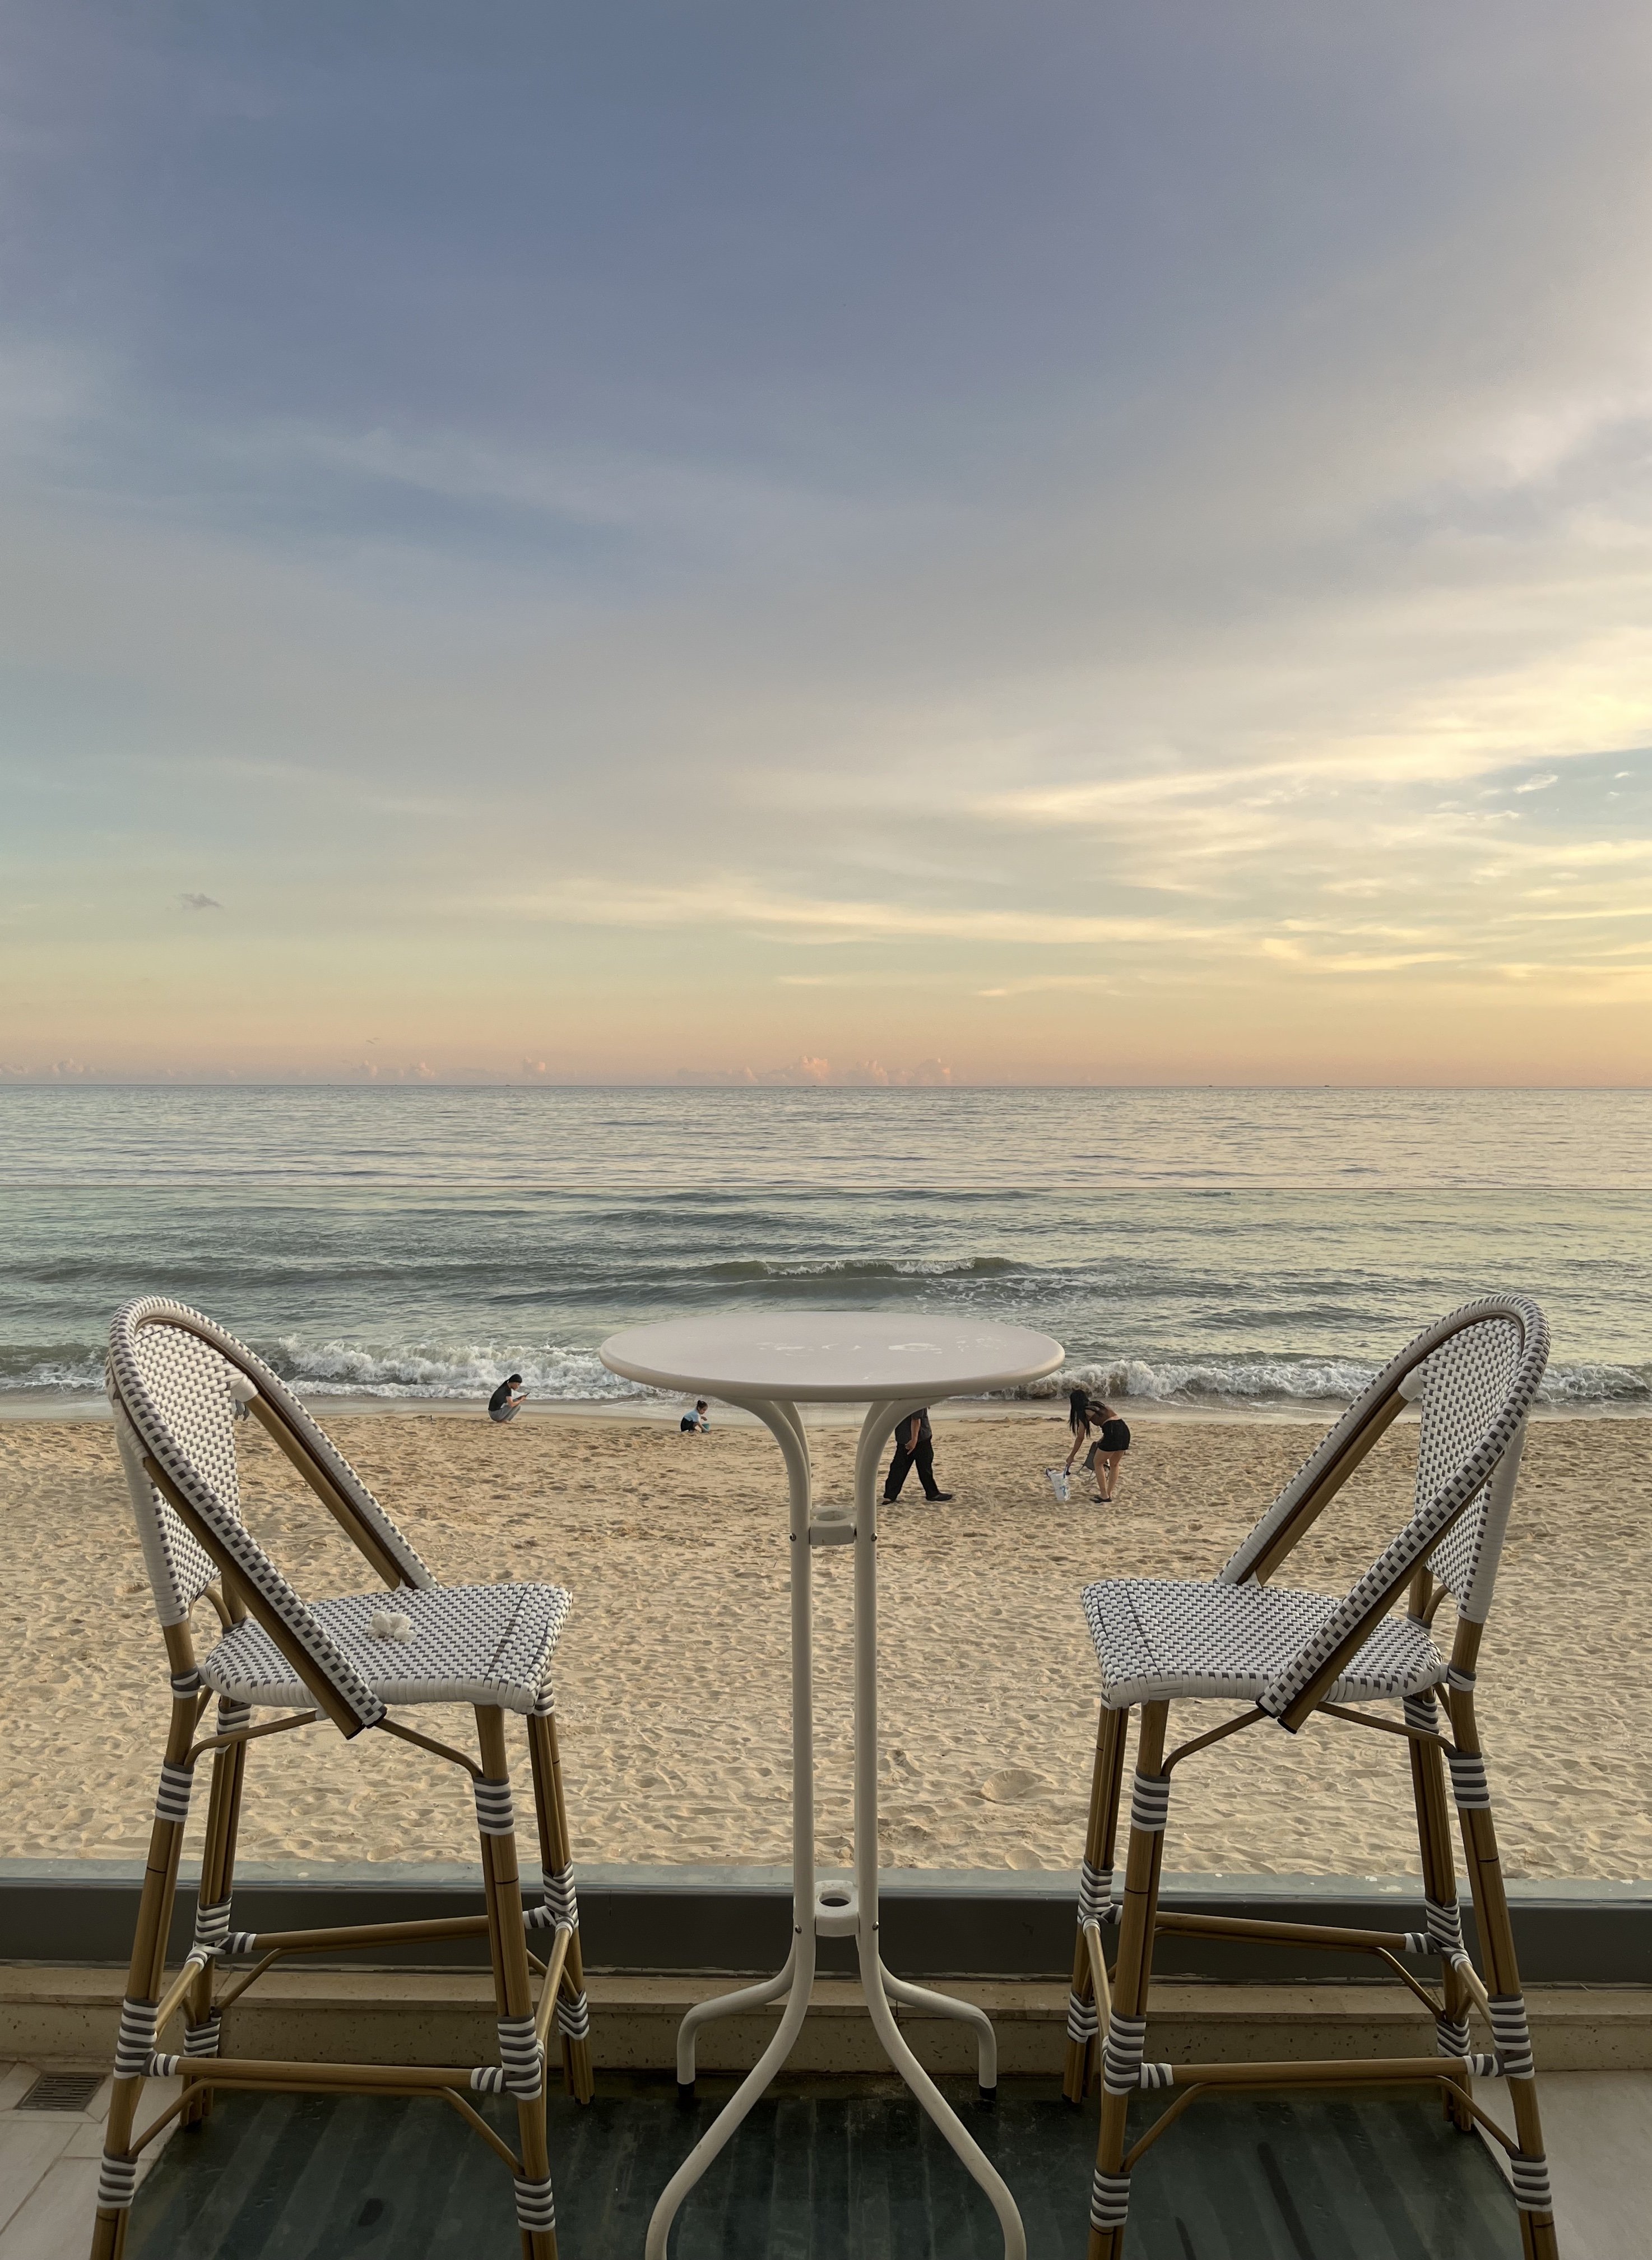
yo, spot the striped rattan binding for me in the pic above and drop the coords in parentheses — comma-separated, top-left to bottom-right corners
(1061, 1294, 1560, 2260)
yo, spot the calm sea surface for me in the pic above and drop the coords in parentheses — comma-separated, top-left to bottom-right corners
(1, 1086, 1648, 1409)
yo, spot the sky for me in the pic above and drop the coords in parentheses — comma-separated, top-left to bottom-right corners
(3, 2, 1652, 1087)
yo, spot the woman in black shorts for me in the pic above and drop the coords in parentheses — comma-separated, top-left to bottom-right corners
(1091, 1401, 1130, 1502)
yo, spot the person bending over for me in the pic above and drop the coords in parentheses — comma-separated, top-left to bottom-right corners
(680, 1399, 710, 1433)
(1062, 1388, 1102, 1498)
(883, 1407, 953, 1503)
(488, 1374, 526, 1424)
(1092, 1401, 1131, 1503)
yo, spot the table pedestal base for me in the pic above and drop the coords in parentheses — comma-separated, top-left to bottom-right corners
(642, 1395, 1028, 2260)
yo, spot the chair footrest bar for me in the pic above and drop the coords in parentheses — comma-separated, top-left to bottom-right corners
(1152, 1910, 1416, 1955)
(140, 2054, 501, 2092)
(217, 1911, 495, 1957)
(1139, 2053, 1502, 2088)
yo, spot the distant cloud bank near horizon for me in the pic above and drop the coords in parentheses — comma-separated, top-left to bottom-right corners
(3, 2, 1651, 1087)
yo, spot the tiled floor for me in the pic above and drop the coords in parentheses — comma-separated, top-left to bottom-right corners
(1475, 2072, 1652, 2260)
(1, 2060, 1641, 2256)
(0, 2064, 179, 2260)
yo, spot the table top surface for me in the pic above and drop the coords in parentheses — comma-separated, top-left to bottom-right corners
(598, 1311, 1065, 1402)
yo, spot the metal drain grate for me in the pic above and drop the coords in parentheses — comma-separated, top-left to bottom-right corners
(17, 2072, 103, 2114)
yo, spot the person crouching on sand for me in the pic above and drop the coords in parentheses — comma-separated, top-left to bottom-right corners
(680, 1399, 709, 1433)
(488, 1374, 526, 1424)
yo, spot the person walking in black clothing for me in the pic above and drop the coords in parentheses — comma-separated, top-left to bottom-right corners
(883, 1407, 953, 1503)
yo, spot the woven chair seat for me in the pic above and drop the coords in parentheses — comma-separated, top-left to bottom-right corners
(199, 1582, 572, 1715)
(1082, 1576, 1444, 1711)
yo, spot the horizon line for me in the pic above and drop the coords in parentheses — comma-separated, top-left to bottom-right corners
(3, 1080, 1651, 1096)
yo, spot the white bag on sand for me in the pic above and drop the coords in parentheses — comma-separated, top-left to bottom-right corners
(1045, 1466, 1069, 1503)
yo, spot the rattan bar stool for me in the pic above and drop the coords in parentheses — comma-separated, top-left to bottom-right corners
(91, 1297, 594, 2260)
(1062, 1294, 1559, 2259)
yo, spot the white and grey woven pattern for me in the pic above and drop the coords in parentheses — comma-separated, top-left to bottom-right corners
(556, 1989, 591, 2042)
(107, 1335, 232, 1628)
(198, 1581, 572, 1715)
(113, 1999, 157, 2080)
(496, 2013, 544, 2100)
(112, 1294, 432, 1581)
(96, 2154, 140, 2211)
(474, 1777, 517, 1837)
(1419, 1897, 1464, 1956)
(543, 1864, 579, 1928)
(1510, 2154, 1554, 2215)
(108, 1302, 388, 1729)
(1066, 1990, 1100, 2045)
(1217, 1310, 1466, 1589)
(1218, 1296, 1546, 1598)
(1082, 1576, 1444, 1710)
(1089, 2168, 1131, 2232)
(192, 1897, 233, 1956)
(1489, 1994, 1535, 2079)
(1257, 1299, 1547, 1717)
(1101, 2010, 1148, 2095)
(1076, 1860, 1113, 1925)
(154, 1763, 193, 1824)
(1129, 1774, 1171, 1832)
(1413, 1316, 1532, 1617)
(514, 2175, 557, 2235)
(1447, 1751, 1492, 1810)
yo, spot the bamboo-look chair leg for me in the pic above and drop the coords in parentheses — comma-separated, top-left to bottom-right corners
(1088, 1702, 1171, 2260)
(179, 1705, 249, 2130)
(475, 1707, 559, 2260)
(1064, 1703, 1130, 2102)
(1404, 1688, 1475, 2133)
(526, 1707, 595, 2102)
(1447, 1684, 1559, 2260)
(90, 1672, 198, 2260)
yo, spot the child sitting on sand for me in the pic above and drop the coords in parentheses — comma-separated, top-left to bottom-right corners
(680, 1399, 710, 1433)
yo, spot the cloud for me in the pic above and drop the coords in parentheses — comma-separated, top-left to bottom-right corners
(671, 1055, 951, 1086)
(490, 874, 1236, 951)
(6, 7, 1652, 1080)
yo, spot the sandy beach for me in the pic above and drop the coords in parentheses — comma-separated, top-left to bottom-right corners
(1, 1410, 1646, 1881)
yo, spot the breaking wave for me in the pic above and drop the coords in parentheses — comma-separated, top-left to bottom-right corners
(4, 1339, 1646, 1411)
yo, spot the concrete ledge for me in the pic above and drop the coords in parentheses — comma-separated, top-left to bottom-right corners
(4, 1861, 1649, 1982)
(3, 1967, 1648, 2076)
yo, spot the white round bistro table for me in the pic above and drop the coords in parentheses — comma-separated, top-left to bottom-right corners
(600, 1313, 1065, 2260)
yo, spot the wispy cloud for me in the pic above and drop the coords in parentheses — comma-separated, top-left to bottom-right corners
(5, 6, 1652, 1081)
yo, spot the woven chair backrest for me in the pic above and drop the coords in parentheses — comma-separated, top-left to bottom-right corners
(1226, 1295, 1548, 1721)
(1221, 1294, 1548, 1617)
(1413, 1305, 1538, 1619)
(106, 1297, 434, 1732)
(108, 1312, 244, 1627)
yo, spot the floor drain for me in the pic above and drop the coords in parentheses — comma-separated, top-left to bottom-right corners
(17, 2072, 103, 2114)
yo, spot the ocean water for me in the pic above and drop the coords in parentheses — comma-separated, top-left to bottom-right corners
(1, 1085, 1648, 1411)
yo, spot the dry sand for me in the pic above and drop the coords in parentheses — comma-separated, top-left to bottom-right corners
(1, 1411, 1646, 1881)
